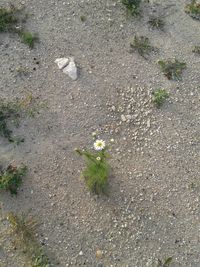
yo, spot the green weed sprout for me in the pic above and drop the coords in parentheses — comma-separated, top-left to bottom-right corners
(192, 45, 200, 54)
(157, 257, 173, 267)
(158, 59, 186, 80)
(0, 6, 18, 33)
(80, 15, 87, 22)
(130, 35, 154, 58)
(20, 31, 38, 48)
(0, 5, 39, 48)
(153, 89, 169, 108)
(76, 135, 112, 195)
(148, 16, 165, 30)
(0, 164, 27, 194)
(121, 0, 141, 16)
(0, 100, 22, 143)
(0, 96, 45, 143)
(185, 0, 200, 20)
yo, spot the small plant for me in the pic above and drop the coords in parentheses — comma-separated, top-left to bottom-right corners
(121, 0, 141, 16)
(19, 94, 48, 118)
(0, 100, 23, 143)
(80, 15, 87, 22)
(20, 31, 38, 48)
(130, 35, 154, 58)
(0, 96, 45, 142)
(185, 0, 200, 20)
(0, 5, 39, 48)
(192, 45, 200, 54)
(5, 212, 50, 266)
(0, 5, 19, 33)
(16, 66, 29, 76)
(189, 182, 197, 190)
(158, 59, 186, 80)
(76, 134, 112, 195)
(153, 89, 169, 108)
(0, 164, 27, 194)
(156, 257, 173, 267)
(148, 16, 165, 30)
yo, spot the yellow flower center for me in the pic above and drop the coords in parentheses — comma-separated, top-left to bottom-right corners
(97, 142, 102, 147)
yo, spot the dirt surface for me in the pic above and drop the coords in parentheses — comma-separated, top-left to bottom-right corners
(0, 0, 200, 266)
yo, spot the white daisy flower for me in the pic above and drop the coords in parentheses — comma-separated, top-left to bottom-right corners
(94, 139, 105, 151)
(96, 157, 101, 161)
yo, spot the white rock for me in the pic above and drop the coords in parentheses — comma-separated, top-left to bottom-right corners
(147, 118, 151, 128)
(111, 105, 116, 111)
(121, 114, 127, 122)
(63, 58, 78, 80)
(126, 115, 132, 120)
(55, 58, 69, 70)
(79, 251, 83, 256)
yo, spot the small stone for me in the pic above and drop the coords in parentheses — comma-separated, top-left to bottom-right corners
(55, 58, 69, 69)
(126, 115, 132, 121)
(96, 250, 103, 259)
(79, 251, 83, 256)
(147, 118, 151, 128)
(111, 105, 116, 111)
(63, 57, 78, 80)
(121, 114, 126, 122)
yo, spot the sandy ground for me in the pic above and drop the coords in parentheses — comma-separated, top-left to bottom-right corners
(0, 0, 200, 266)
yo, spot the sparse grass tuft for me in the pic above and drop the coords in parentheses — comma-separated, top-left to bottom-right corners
(158, 59, 186, 80)
(121, 0, 141, 16)
(192, 45, 200, 54)
(0, 164, 27, 194)
(5, 212, 50, 266)
(0, 5, 39, 48)
(130, 35, 154, 58)
(20, 31, 38, 48)
(19, 94, 48, 118)
(0, 6, 18, 33)
(16, 66, 29, 76)
(0, 96, 46, 143)
(185, 0, 200, 20)
(0, 100, 23, 143)
(153, 89, 169, 108)
(157, 257, 173, 267)
(148, 16, 165, 30)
